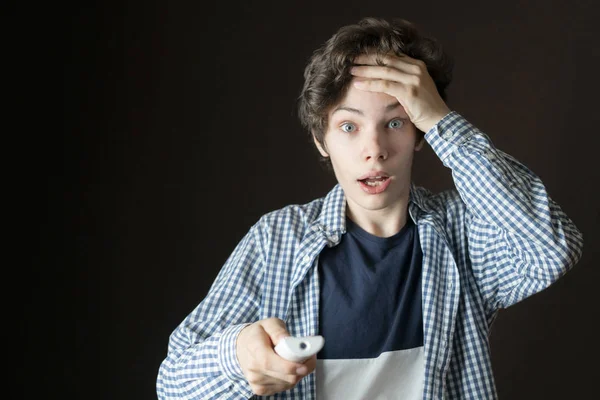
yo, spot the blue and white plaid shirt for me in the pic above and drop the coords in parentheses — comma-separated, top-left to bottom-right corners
(157, 111, 583, 399)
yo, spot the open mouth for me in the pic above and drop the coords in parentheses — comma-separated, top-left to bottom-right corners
(358, 176, 389, 187)
(357, 175, 391, 194)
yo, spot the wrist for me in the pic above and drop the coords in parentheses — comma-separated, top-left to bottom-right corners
(218, 323, 253, 382)
(419, 107, 451, 133)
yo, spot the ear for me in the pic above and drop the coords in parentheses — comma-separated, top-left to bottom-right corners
(312, 133, 330, 158)
(414, 135, 425, 152)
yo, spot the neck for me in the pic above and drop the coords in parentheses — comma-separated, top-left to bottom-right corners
(346, 194, 410, 238)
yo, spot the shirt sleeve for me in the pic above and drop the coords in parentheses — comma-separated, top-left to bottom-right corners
(156, 222, 265, 399)
(425, 111, 584, 310)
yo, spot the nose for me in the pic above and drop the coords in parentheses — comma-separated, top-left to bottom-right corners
(362, 127, 388, 162)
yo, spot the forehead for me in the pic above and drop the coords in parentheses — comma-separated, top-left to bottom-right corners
(328, 83, 405, 120)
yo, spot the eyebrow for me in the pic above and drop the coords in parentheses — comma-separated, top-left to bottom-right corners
(331, 102, 401, 116)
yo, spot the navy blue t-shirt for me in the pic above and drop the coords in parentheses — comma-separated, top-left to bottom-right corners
(317, 216, 424, 359)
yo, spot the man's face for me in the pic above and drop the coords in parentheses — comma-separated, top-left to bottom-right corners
(315, 80, 424, 215)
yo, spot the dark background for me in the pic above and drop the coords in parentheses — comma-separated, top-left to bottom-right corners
(31, 0, 600, 398)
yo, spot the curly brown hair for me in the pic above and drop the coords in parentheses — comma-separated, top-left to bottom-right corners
(297, 17, 454, 168)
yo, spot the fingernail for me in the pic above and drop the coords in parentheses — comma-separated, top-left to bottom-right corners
(296, 366, 308, 375)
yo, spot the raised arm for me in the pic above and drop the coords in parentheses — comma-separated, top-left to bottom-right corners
(425, 112, 583, 309)
(349, 52, 583, 310)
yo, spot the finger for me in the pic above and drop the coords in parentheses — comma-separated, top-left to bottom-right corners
(300, 354, 317, 374)
(245, 352, 306, 390)
(258, 354, 316, 382)
(261, 347, 309, 377)
(247, 329, 309, 376)
(353, 54, 425, 81)
(352, 78, 408, 97)
(246, 367, 303, 387)
(259, 317, 290, 345)
(350, 64, 416, 83)
(354, 52, 421, 68)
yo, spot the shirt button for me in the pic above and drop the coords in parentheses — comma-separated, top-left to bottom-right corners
(448, 281, 453, 289)
(302, 255, 310, 264)
(442, 129, 454, 139)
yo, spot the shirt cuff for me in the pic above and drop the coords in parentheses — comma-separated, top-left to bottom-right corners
(424, 111, 478, 164)
(217, 323, 253, 384)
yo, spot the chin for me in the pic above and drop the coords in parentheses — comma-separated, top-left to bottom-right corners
(354, 193, 394, 209)
(363, 199, 395, 211)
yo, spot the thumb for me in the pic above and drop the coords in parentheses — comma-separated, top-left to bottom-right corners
(259, 317, 290, 345)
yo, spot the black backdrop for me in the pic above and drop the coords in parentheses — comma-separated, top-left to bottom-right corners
(34, 0, 600, 398)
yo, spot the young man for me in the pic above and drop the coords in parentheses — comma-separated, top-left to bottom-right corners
(156, 17, 583, 399)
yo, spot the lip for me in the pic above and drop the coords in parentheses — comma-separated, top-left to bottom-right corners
(357, 170, 390, 180)
(357, 176, 391, 194)
(356, 171, 392, 195)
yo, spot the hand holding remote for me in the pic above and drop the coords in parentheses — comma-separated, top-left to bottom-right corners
(236, 318, 318, 396)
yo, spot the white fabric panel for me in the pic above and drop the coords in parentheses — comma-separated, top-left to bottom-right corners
(315, 347, 424, 400)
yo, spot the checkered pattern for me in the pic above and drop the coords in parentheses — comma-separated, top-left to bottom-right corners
(156, 111, 583, 399)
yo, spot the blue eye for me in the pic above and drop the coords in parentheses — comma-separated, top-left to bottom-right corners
(388, 119, 404, 129)
(340, 122, 356, 133)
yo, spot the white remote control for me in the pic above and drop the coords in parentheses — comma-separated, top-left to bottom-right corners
(274, 335, 325, 362)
